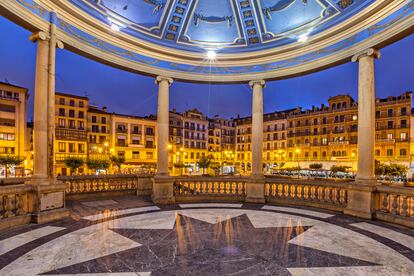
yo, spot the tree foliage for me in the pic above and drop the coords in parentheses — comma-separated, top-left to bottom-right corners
(197, 155, 212, 174)
(330, 165, 351, 174)
(110, 155, 126, 171)
(64, 156, 84, 175)
(0, 155, 25, 177)
(309, 163, 323, 170)
(375, 160, 408, 177)
(86, 159, 110, 171)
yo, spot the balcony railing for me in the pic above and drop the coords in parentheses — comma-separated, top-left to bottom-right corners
(0, 184, 31, 230)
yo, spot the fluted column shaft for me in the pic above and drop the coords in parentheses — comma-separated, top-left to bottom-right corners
(249, 80, 265, 178)
(156, 76, 173, 176)
(352, 49, 380, 183)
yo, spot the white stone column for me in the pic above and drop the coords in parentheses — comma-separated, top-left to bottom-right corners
(47, 13, 64, 179)
(156, 76, 173, 176)
(30, 32, 50, 181)
(345, 48, 380, 220)
(249, 80, 265, 178)
(352, 48, 381, 184)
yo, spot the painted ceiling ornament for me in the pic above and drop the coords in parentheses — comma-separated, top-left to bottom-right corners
(194, 12, 233, 28)
(338, 0, 354, 9)
(143, 0, 164, 15)
(263, 0, 308, 20)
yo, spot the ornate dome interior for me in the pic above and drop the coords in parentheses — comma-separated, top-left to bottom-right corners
(69, 0, 373, 53)
(1, 0, 413, 82)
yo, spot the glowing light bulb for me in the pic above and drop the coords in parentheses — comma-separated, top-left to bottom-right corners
(110, 23, 120, 31)
(298, 35, 309, 43)
(207, 50, 216, 60)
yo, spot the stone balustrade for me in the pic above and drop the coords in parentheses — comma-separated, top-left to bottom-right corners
(265, 178, 349, 211)
(0, 184, 31, 230)
(376, 185, 414, 227)
(59, 174, 153, 199)
(173, 177, 247, 202)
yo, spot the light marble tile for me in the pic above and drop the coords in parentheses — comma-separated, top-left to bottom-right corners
(179, 203, 242, 208)
(0, 226, 65, 255)
(0, 224, 141, 276)
(110, 211, 177, 230)
(83, 206, 160, 221)
(288, 266, 406, 276)
(351, 222, 414, 250)
(245, 210, 320, 228)
(82, 200, 119, 207)
(178, 209, 247, 224)
(288, 222, 414, 274)
(262, 205, 334, 218)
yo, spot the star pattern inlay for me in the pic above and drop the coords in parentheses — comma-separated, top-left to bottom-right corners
(43, 214, 379, 275)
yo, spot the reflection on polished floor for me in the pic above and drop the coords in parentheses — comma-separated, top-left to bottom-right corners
(0, 196, 413, 276)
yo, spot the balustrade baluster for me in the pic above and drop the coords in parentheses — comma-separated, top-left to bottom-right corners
(381, 193, 389, 212)
(300, 185, 305, 200)
(3, 195, 13, 218)
(314, 187, 319, 201)
(16, 193, 26, 215)
(401, 196, 409, 217)
(293, 185, 298, 200)
(336, 189, 341, 205)
(391, 195, 399, 215)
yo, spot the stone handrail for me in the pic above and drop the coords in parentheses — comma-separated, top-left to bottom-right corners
(0, 184, 32, 230)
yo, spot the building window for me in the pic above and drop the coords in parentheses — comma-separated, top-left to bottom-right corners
(376, 111, 380, 118)
(117, 139, 126, 147)
(78, 144, 84, 153)
(400, 149, 407, 156)
(401, 107, 407, 116)
(78, 111, 84, 119)
(79, 101, 84, 108)
(92, 116, 97, 123)
(69, 100, 75, 106)
(146, 152, 153, 160)
(386, 149, 393, 157)
(69, 110, 75, 118)
(78, 121, 84, 130)
(59, 98, 65, 105)
(146, 127, 154, 135)
(387, 121, 394, 129)
(102, 126, 107, 133)
(68, 120, 75, 129)
(132, 151, 140, 159)
(58, 118, 65, 127)
(58, 142, 65, 152)
(387, 133, 393, 140)
(0, 133, 15, 141)
(400, 132, 407, 140)
(400, 120, 407, 128)
(387, 109, 393, 117)
(313, 152, 317, 158)
(68, 143, 75, 153)
(101, 117, 106, 124)
(322, 151, 327, 157)
(92, 125, 99, 133)
(118, 151, 125, 158)
(59, 108, 65, 116)
(375, 149, 380, 156)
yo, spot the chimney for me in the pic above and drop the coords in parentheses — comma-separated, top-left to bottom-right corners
(102, 106, 107, 112)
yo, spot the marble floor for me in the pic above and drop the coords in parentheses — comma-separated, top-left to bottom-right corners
(1, 196, 414, 276)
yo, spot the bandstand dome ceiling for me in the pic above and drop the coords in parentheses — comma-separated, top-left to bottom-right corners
(1, 0, 414, 82)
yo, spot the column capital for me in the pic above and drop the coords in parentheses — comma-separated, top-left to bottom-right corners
(351, 48, 381, 62)
(155, 76, 174, 85)
(249, 79, 266, 89)
(29, 31, 49, 42)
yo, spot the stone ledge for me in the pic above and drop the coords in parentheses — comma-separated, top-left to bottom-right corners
(0, 214, 31, 231)
(32, 208, 70, 224)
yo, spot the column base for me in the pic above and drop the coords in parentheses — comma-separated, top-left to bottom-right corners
(245, 175, 266, 204)
(344, 180, 378, 220)
(152, 176, 175, 205)
(25, 177, 69, 223)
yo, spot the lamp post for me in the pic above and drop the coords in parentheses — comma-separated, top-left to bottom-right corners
(295, 147, 301, 178)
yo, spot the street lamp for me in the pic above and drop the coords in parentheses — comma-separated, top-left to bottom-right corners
(295, 147, 301, 178)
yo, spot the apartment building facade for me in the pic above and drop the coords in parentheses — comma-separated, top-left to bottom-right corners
(0, 82, 29, 176)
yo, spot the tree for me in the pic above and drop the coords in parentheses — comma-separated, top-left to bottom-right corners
(330, 165, 351, 174)
(64, 156, 84, 175)
(197, 155, 212, 175)
(110, 155, 125, 173)
(86, 159, 110, 173)
(210, 162, 221, 176)
(375, 160, 408, 177)
(0, 155, 25, 177)
(309, 163, 323, 170)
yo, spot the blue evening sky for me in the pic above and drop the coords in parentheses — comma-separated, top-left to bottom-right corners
(0, 16, 413, 121)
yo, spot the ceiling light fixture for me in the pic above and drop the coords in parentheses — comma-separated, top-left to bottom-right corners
(107, 17, 124, 32)
(110, 23, 120, 32)
(207, 50, 217, 60)
(298, 34, 309, 43)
